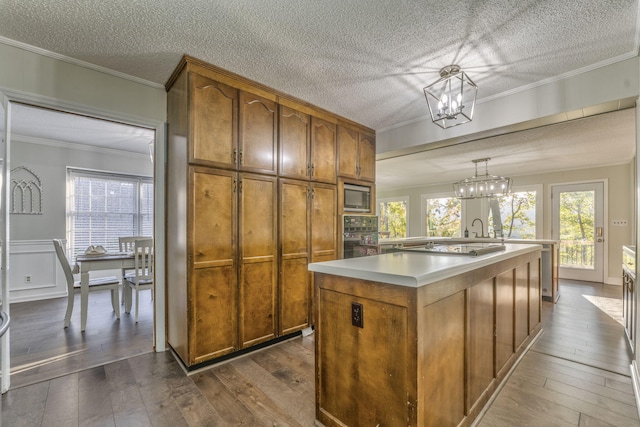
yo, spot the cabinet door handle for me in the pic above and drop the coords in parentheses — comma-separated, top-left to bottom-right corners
(233, 178, 237, 193)
(239, 149, 243, 165)
(311, 188, 315, 199)
(307, 163, 311, 177)
(233, 149, 237, 164)
(239, 180, 243, 193)
(310, 164, 315, 177)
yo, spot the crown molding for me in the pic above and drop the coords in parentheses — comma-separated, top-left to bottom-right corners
(12, 134, 150, 159)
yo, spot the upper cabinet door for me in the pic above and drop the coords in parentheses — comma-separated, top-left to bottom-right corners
(279, 105, 310, 180)
(239, 91, 277, 175)
(337, 126, 359, 180)
(190, 73, 238, 168)
(358, 133, 376, 182)
(311, 118, 337, 184)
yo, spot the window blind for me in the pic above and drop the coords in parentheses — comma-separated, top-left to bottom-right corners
(67, 169, 153, 259)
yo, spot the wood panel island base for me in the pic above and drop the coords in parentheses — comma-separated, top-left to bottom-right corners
(309, 244, 542, 427)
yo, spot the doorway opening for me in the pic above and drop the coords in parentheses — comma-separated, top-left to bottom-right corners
(5, 102, 159, 389)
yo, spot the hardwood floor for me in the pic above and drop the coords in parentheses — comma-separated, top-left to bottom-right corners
(2, 280, 638, 426)
(8, 289, 154, 389)
(479, 280, 638, 427)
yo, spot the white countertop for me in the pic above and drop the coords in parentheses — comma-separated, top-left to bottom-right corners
(379, 237, 557, 246)
(309, 244, 542, 288)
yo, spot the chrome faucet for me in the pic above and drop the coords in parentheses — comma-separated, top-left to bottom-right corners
(472, 218, 488, 238)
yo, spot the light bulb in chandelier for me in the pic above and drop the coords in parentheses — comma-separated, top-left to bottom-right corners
(423, 64, 478, 129)
(452, 158, 512, 199)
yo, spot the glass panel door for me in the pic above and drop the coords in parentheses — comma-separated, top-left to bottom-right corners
(552, 182, 604, 282)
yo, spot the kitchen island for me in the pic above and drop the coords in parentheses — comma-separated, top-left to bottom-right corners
(309, 244, 542, 427)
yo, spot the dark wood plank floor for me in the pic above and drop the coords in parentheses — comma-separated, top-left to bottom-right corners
(2, 280, 639, 426)
(8, 289, 154, 389)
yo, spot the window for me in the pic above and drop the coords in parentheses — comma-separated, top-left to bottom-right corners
(377, 197, 408, 238)
(67, 169, 153, 258)
(422, 195, 461, 237)
(487, 189, 538, 239)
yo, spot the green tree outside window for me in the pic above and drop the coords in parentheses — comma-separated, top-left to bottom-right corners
(379, 200, 407, 238)
(425, 197, 461, 237)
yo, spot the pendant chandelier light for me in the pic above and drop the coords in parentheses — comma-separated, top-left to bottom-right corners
(453, 158, 512, 199)
(423, 64, 478, 129)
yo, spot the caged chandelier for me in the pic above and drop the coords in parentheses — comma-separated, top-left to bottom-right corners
(453, 158, 512, 199)
(423, 65, 478, 129)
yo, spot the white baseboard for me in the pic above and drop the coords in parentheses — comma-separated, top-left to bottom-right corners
(607, 276, 622, 286)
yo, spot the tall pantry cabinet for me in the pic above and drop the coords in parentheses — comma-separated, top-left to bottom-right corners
(166, 55, 373, 368)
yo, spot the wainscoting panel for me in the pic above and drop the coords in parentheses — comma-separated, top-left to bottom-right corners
(9, 240, 66, 303)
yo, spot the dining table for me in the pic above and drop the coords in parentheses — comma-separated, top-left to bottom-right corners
(75, 251, 136, 331)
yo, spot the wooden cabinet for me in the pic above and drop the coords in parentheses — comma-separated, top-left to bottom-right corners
(467, 278, 494, 412)
(279, 179, 337, 335)
(186, 169, 278, 362)
(310, 118, 337, 184)
(529, 257, 541, 333)
(239, 92, 277, 174)
(337, 125, 375, 182)
(279, 107, 337, 184)
(311, 183, 338, 262)
(279, 106, 310, 180)
(623, 264, 636, 353)
(189, 167, 238, 363)
(189, 75, 277, 174)
(166, 56, 373, 368)
(279, 179, 311, 335)
(314, 249, 542, 427)
(358, 132, 376, 182)
(239, 174, 277, 347)
(190, 74, 238, 168)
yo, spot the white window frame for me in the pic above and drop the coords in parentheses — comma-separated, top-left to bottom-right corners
(491, 184, 543, 239)
(377, 196, 410, 238)
(66, 168, 154, 259)
(420, 192, 462, 237)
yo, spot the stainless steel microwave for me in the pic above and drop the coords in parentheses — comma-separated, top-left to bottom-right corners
(344, 184, 371, 212)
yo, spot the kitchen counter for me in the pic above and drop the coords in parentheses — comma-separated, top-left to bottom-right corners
(312, 243, 543, 426)
(308, 243, 541, 288)
(379, 236, 557, 246)
(377, 236, 560, 302)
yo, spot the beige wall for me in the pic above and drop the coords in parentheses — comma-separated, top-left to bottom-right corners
(378, 162, 634, 284)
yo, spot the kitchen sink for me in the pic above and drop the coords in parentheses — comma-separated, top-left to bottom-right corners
(402, 243, 506, 256)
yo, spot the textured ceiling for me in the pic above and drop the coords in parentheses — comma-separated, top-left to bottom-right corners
(0, 0, 638, 130)
(0, 0, 638, 189)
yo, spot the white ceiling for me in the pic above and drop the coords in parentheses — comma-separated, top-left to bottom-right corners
(377, 108, 636, 190)
(0, 0, 638, 187)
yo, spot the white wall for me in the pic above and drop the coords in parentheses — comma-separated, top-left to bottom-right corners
(378, 162, 634, 285)
(11, 138, 153, 241)
(9, 138, 153, 302)
(0, 39, 165, 122)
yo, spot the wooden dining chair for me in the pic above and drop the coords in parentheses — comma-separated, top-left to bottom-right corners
(118, 236, 150, 253)
(52, 239, 121, 329)
(123, 238, 154, 323)
(118, 236, 151, 303)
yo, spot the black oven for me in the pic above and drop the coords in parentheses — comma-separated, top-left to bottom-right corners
(343, 214, 379, 258)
